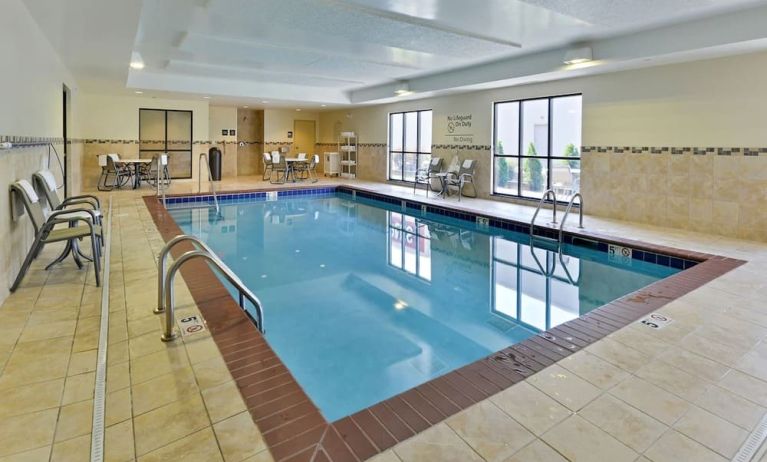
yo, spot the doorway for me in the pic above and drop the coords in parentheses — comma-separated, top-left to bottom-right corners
(292, 120, 315, 157)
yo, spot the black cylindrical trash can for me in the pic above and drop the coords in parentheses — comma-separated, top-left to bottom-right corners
(208, 147, 222, 181)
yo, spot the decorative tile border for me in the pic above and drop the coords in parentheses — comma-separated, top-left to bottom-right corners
(581, 145, 767, 156)
(141, 186, 744, 462)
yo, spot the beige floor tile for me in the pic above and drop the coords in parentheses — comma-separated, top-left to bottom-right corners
(367, 450, 401, 462)
(106, 340, 129, 365)
(138, 427, 222, 462)
(635, 360, 709, 402)
(679, 331, 750, 366)
(105, 387, 132, 427)
(558, 350, 629, 389)
(609, 376, 690, 425)
(394, 422, 482, 462)
(0, 408, 58, 457)
(586, 337, 649, 372)
(695, 384, 767, 431)
(735, 343, 767, 382)
(446, 400, 534, 461)
(17, 320, 76, 344)
(673, 406, 748, 458)
(67, 349, 97, 376)
(133, 368, 199, 416)
(106, 361, 131, 393)
(528, 364, 601, 411)
(72, 316, 102, 353)
(55, 399, 93, 442)
(660, 348, 731, 382)
(504, 440, 567, 462)
(184, 336, 223, 365)
(50, 433, 91, 462)
(0, 445, 51, 462)
(62, 372, 95, 405)
(133, 394, 211, 456)
(645, 430, 727, 462)
(191, 356, 233, 390)
(213, 411, 267, 462)
(580, 394, 667, 453)
(541, 415, 637, 462)
(0, 378, 64, 418)
(490, 381, 572, 436)
(131, 346, 190, 385)
(0, 337, 71, 389)
(610, 327, 671, 358)
(719, 369, 767, 407)
(201, 380, 246, 423)
(104, 420, 135, 462)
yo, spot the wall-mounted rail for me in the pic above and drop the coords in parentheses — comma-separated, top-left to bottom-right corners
(155, 234, 264, 341)
(198, 152, 220, 214)
(529, 189, 558, 240)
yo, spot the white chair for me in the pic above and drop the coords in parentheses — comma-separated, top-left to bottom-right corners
(445, 159, 478, 201)
(262, 152, 273, 180)
(413, 157, 443, 196)
(269, 152, 287, 184)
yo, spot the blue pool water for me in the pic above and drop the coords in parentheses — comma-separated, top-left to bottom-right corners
(168, 192, 679, 421)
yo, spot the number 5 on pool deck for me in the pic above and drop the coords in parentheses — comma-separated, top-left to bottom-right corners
(180, 315, 206, 336)
(638, 313, 673, 330)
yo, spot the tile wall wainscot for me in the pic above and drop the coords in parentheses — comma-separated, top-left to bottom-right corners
(581, 146, 767, 242)
(0, 139, 66, 305)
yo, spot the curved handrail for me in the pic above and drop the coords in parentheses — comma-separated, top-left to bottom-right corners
(155, 234, 217, 313)
(529, 243, 557, 277)
(558, 252, 580, 285)
(198, 152, 220, 214)
(529, 189, 558, 239)
(161, 249, 265, 341)
(558, 193, 584, 243)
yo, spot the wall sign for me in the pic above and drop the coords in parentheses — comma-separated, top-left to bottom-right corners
(287, 131, 293, 139)
(445, 113, 473, 143)
(608, 244, 632, 265)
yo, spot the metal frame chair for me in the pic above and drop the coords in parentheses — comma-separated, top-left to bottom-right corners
(10, 180, 102, 291)
(97, 154, 131, 190)
(262, 152, 273, 180)
(269, 152, 288, 184)
(33, 170, 102, 227)
(445, 159, 478, 201)
(413, 157, 443, 196)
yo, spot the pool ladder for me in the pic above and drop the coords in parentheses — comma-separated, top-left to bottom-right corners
(198, 152, 220, 214)
(529, 190, 584, 247)
(154, 234, 265, 341)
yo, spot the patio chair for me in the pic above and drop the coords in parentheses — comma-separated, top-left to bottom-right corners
(413, 157, 443, 196)
(262, 152, 273, 180)
(9, 180, 102, 291)
(144, 154, 170, 189)
(304, 154, 319, 183)
(269, 152, 288, 184)
(97, 154, 131, 191)
(32, 170, 102, 227)
(445, 159, 478, 201)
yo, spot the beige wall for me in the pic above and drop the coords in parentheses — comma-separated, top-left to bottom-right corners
(319, 51, 767, 240)
(237, 109, 265, 176)
(264, 109, 319, 143)
(0, 0, 80, 305)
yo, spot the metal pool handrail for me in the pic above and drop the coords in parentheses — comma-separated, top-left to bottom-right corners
(558, 193, 584, 243)
(198, 152, 220, 214)
(155, 235, 265, 342)
(155, 234, 216, 314)
(529, 189, 558, 239)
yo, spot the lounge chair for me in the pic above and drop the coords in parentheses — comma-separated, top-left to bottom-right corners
(413, 157, 443, 196)
(97, 154, 131, 190)
(445, 159, 478, 201)
(32, 170, 102, 227)
(9, 180, 102, 291)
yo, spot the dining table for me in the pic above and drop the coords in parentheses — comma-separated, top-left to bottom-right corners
(118, 158, 153, 189)
(284, 158, 308, 182)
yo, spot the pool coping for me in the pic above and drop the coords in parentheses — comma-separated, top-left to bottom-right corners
(143, 185, 745, 462)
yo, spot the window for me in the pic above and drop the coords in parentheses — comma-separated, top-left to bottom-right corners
(139, 109, 193, 179)
(389, 110, 432, 182)
(493, 95, 581, 200)
(388, 212, 431, 281)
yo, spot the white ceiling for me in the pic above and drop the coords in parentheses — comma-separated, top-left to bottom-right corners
(20, 0, 767, 107)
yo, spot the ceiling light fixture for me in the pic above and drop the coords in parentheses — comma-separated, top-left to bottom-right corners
(394, 81, 413, 96)
(262, 101, 268, 104)
(296, 108, 301, 112)
(243, 105, 249, 108)
(321, 104, 327, 107)
(563, 46, 593, 65)
(134, 91, 143, 95)
(203, 96, 210, 99)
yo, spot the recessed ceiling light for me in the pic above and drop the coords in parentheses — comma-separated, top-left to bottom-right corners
(203, 96, 210, 99)
(296, 108, 301, 112)
(262, 100, 268, 104)
(243, 105, 249, 108)
(129, 61, 145, 70)
(321, 104, 327, 107)
(394, 81, 413, 96)
(563, 46, 593, 65)
(134, 91, 143, 94)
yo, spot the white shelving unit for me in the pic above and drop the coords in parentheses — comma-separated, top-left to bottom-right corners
(338, 131, 357, 179)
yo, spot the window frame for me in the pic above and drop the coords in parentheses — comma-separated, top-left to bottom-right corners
(388, 109, 433, 183)
(492, 93, 582, 202)
(139, 108, 194, 179)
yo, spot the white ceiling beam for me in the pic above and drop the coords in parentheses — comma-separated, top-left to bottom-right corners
(322, 0, 522, 48)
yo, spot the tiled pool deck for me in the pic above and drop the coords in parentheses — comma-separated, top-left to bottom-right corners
(2, 176, 767, 461)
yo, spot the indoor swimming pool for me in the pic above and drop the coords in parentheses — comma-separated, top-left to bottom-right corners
(167, 190, 682, 421)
